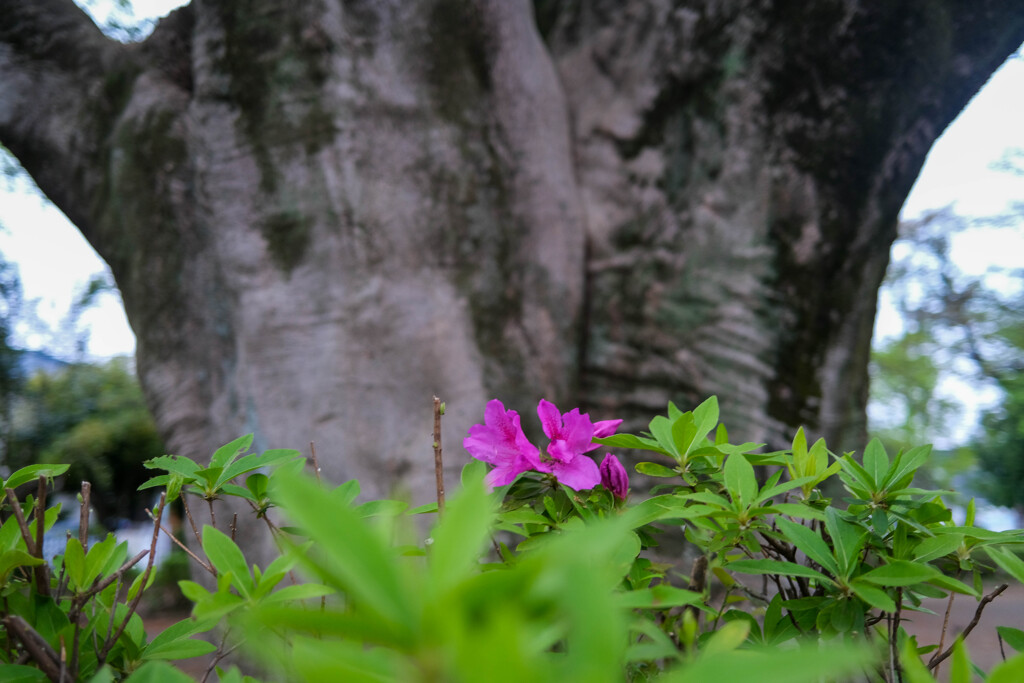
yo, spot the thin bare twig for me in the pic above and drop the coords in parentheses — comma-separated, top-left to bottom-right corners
(2, 615, 65, 682)
(891, 588, 903, 683)
(4, 488, 37, 554)
(149, 512, 215, 575)
(934, 589, 956, 678)
(181, 494, 201, 545)
(98, 493, 166, 665)
(309, 441, 322, 484)
(78, 482, 91, 552)
(433, 396, 445, 513)
(207, 497, 217, 529)
(928, 583, 1009, 670)
(231, 513, 238, 541)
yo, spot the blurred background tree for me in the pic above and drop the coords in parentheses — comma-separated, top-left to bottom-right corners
(7, 357, 164, 524)
(870, 149, 1024, 522)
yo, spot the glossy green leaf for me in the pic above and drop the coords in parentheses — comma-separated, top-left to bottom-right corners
(635, 462, 679, 477)
(662, 642, 872, 683)
(987, 546, 1024, 584)
(850, 581, 896, 612)
(63, 537, 86, 589)
(210, 434, 254, 469)
(990, 652, 1024, 683)
(650, 415, 681, 460)
(997, 626, 1024, 653)
(950, 638, 969, 683)
(429, 465, 495, 593)
(775, 518, 839, 577)
(271, 470, 414, 637)
(593, 433, 670, 455)
(84, 533, 119, 587)
(913, 533, 962, 563)
(862, 439, 889, 487)
(123, 660, 195, 683)
(0, 549, 43, 583)
(882, 445, 931, 490)
(859, 560, 941, 587)
(616, 584, 703, 609)
(0, 665, 48, 682)
(723, 453, 757, 508)
(3, 464, 71, 491)
(727, 559, 833, 584)
(824, 508, 865, 577)
(202, 525, 252, 597)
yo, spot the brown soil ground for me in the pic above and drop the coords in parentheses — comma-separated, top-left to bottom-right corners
(901, 580, 1024, 679)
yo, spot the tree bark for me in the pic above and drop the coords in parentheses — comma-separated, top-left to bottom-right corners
(2, 0, 1022, 519)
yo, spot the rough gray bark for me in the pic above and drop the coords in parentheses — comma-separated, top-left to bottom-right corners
(2, 0, 1022, 519)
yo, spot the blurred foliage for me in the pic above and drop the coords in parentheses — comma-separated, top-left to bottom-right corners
(870, 157, 1023, 513)
(8, 358, 164, 522)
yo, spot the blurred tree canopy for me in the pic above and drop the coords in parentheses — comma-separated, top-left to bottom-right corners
(8, 358, 164, 523)
(870, 152, 1023, 514)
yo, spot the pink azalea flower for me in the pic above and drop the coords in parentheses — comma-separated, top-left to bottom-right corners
(463, 399, 542, 488)
(464, 398, 623, 492)
(599, 454, 629, 500)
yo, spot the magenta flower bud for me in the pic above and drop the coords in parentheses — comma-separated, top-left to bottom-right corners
(600, 454, 629, 500)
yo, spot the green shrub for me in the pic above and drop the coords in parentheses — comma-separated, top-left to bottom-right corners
(1, 397, 1023, 681)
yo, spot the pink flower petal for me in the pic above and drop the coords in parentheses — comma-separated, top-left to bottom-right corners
(593, 419, 623, 439)
(550, 455, 601, 491)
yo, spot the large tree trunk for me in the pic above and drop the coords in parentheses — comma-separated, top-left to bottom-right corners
(2, 0, 1023, 514)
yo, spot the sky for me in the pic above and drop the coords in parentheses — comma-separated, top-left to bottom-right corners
(0, 9, 1021, 361)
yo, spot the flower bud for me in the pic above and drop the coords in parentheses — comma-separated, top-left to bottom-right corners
(599, 454, 629, 500)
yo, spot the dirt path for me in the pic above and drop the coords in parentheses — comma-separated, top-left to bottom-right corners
(901, 580, 1024, 676)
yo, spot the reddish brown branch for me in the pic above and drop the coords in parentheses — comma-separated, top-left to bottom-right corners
(433, 396, 445, 513)
(927, 583, 1009, 670)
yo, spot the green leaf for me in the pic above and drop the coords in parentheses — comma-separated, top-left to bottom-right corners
(64, 537, 87, 589)
(688, 396, 719, 457)
(775, 518, 840, 577)
(882, 445, 931, 490)
(913, 533, 962, 563)
(986, 546, 1024, 584)
(3, 464, 70, 491)
(616, 584, 704, 609)
(142, 639, 217, 661)
(210, 434, 254, 469)
(0, 665, 49, 682)
(262, 583, 334, 604)
(825, 508, 865, 578)
(650, 415, 681, 460)
(593, 433, 670, 455)
(662, 642, 872, 683)
(723, 453, 757, 508)
(950, 638, 969, 683)
(428, 465, 495, 593)
(862, 439, 889, 487)
(859, 560, 941, 587)
(143, 455, 200, 478)
(928, 574, 979, 597)
(144, 616, 218, 657)
(635, 462, 678, 477)
(271, 469, 414, 638)
(850, 581, 896, 612)
(407, 502, 438, 515)
(727, 559, 834, 584)
(202, 525, 252, 597)
(123, 661, 195, 683)
(997, 626, 1024, 653)
(84, 533, 119, 587)
(990, 652, 1024, 683)
(0, 549, 43, 583)
(332, 480, 361, 506)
